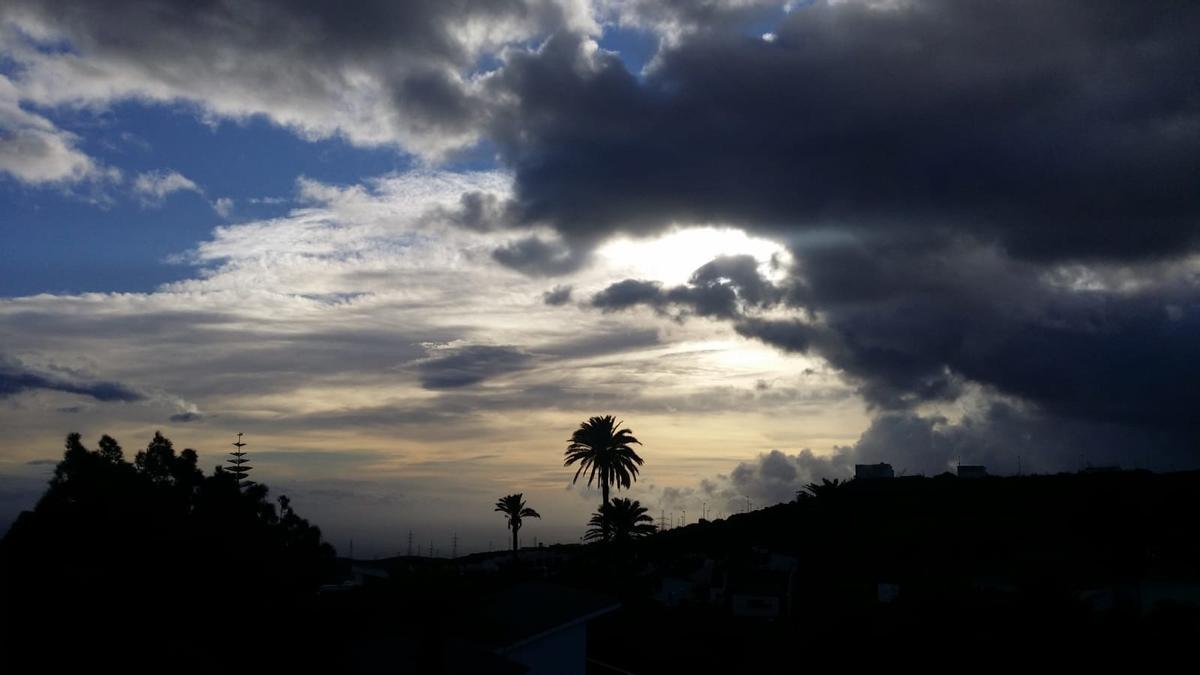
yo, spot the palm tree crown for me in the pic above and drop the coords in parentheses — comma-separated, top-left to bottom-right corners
(494, 493, 541, 554)
(585, 498, 656, 543)
(563, 415, 643, 508)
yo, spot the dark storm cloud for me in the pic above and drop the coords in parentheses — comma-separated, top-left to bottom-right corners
(2, 0, 585, 154)
(492, 235, 589, 275)
(488, 1, 1200, 262)
(591, 255, 782, 319)
(853, 401, 1200, 475)
(591, 279, 666, 312)
(592, 234, 1200, 468)
(393, 68, 481, 138)
(738, 241, 1200, 432)
(7, 0, 1198, 478)
(541, 284, 573, 306)
(676, 396, 1196, 516)
(0, 355, 143, 402)
(415, 345, 533, 389)
(428, 191, 513, 233)
(168, 411, 203, 423)
(690, 255, 781, 307)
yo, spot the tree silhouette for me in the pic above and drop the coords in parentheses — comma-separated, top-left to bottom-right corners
(798, 477, 845, 501)
(564, 415, 643, 539)
(494, 493, 541, 557)
(226, 432, 254, 488)
(585, 498, 656, 544)
(1, 431, 335, 668)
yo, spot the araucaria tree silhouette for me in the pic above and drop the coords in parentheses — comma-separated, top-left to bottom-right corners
(564, 415, 643, 539)
(494, 493, 540, 557)
(226, 432, 254, 488)
(585, 498, 656, 544)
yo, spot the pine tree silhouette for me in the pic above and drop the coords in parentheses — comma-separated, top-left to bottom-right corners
(227, 432, 254, 488)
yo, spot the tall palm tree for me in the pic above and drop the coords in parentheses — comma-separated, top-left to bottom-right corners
(494, 493, 540, 557)
(563, 415, 643, 510)
(584, 498, 656, 543)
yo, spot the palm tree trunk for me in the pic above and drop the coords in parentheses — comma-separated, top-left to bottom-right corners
(601, 479, 611, 541)
(512, 524, 519, 557)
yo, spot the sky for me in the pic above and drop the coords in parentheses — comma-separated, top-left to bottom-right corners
(1, 0, 1198, 557)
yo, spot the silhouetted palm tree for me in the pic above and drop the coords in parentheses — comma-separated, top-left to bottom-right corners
(584, 498, 656, 543)
(564, 415, 643, 510)
(798, 477, 844, 501)
(494, 493, 540, 557)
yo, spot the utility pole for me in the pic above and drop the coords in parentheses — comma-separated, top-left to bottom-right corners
(451, 533, 458, 559)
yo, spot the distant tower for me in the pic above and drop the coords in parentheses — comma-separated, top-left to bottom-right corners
(227, 433, 254, 488)
(408, 530, 414, 557)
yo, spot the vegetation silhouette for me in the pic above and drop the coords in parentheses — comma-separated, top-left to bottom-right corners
(585, 497, 656, 544)
(564, 415, 643, 540)
(226, 431, 254, 487)
(0, 431, 335, 672)
(797, 477, 845, 501)
(494, 493, 540, 557)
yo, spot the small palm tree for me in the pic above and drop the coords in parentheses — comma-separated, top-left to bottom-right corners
(584, 498, 656, 544)
(797, 477, 844, 501)
(494, 493, 541, 557)
(564, 415, 643, 510)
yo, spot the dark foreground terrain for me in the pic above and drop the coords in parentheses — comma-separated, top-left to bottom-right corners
(4, 452, 1199, 672)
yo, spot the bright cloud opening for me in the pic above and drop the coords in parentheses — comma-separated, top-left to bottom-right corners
(597, 227, 787, 286)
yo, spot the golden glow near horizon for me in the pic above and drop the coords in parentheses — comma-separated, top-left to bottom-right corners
(0, 177, 868, 556)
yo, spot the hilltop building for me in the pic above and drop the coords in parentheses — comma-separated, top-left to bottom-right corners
(855, 463, 895, 480)
(957, 465, 988, 479)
